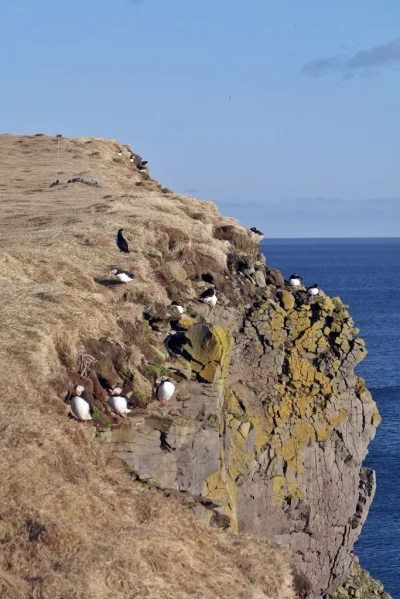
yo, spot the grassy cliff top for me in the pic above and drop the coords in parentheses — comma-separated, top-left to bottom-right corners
(0, 133, 295, 599)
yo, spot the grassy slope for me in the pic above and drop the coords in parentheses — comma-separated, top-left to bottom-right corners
(0, 134, 295, 599)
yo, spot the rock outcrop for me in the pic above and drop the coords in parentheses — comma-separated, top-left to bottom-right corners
(95, 276, 380, 598)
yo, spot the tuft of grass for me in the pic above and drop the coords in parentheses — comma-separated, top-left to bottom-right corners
(135, 391, 149, 406)
(146, 363, 170, 378)
(249, 577, 256, 584)
(92, 406, 111, 429)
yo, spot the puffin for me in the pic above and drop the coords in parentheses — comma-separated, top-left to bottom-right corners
(116, 229, 130, 253)
(137, 160, 148, 171)
(156, 376, 176, 405)
(307, 283, 319, 296)
(69, 385, 93, 423)
(110, 268, 135, 284)
(171, 301, 184, 314)
(165, 331, 188, 357)
(250, 227, 264, 237)
(108, 385, 132, 417)
(289, 273, 303, 286)
(117, 150, 123, 156)
(199, 287, 217, 307)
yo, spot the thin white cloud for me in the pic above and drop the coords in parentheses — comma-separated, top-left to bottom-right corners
(302, 37, 400, 79)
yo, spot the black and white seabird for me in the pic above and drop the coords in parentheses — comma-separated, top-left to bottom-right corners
(110, 268, 135, 283)
(137, 160, 148, 171)
(116, 229, 130, 253)
(171, 301, 184, 314)
(307, 283, 319, 296)
(68, 385, 93, 423)
(250, 227, 264, 237)
(156, 376, 176, 405)
(289, 273, 303, 286)
(130, 155, 135, 163)
(199, 287, 217, 307)
(108, 385, 131, 416)
(165, 332, 188, 357)
(117, 150, 123, 156)
(49, 179, 60, 188)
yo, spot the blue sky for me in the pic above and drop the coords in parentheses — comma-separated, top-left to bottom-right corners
(1, 0, 399, 236)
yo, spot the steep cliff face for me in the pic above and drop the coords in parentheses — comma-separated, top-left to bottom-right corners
(0, 134, 382, 599)
(95, 259, 380, 597)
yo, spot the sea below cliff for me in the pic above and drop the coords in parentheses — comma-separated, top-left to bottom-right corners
(263, 237, 400, 599)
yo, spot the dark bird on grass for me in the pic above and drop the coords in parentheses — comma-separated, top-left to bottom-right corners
(110, 268, 135, 283)
(250, 227, 264, 237)
(49, 179, 60, 188)
(137, 160, 148, 171)
(199, 287, 217, 307)
(116, 229, 130, 253)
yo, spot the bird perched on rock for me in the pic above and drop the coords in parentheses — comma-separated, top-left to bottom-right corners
(109, 384, 123, 396)
(110, 268, 135, 284)
(288, 273, 303, 286)
(129, 155, 135, 163)
(49, 179, 60, 188)
(250, 227, 264, 237)
(137, 160, 148, 171)
(68, 385, 93, 423)
(108, 386, 132, 417)
(171, 301, 184, 314)
(116, 228, 129, 253)
(156, 376, 176, 405)
(165, 332, 188, 357)
(56, 134, 62, 138)
(307, 283, 319, 296)
(117, 150, 123, 156)
(199, 287, 217, 307)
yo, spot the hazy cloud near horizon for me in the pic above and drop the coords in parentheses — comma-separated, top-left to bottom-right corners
(302, 37, 400, 79)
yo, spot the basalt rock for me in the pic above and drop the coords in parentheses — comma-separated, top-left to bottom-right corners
(96, 275, 380, 598)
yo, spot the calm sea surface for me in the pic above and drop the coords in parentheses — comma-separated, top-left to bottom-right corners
(262, 238, 400, 599)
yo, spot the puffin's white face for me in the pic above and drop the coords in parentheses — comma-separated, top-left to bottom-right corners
(112, 386, 123, 395)
(110, 268, 118, 275)
(156, 376, 169, 385)
(75, 385, 84, 396)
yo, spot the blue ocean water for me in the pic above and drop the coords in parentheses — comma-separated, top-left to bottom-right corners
(262, 238, 400, 599)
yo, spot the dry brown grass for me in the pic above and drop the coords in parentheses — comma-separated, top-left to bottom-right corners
(0, 134, 294, 598)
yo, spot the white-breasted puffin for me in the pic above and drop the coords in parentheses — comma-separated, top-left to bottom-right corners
(289, 273, 303, 286)
(307, 283, 319, 296)
(156, 376, 175, 405)
(171, 300, 184, 314)
(199, 287, 217, 307)
(69, 385, 93, 423)
(108, 385, 132, 417)
(110, 268, 135, 284)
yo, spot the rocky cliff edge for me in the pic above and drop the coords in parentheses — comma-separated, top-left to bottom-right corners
(0, 134, 385, 599)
